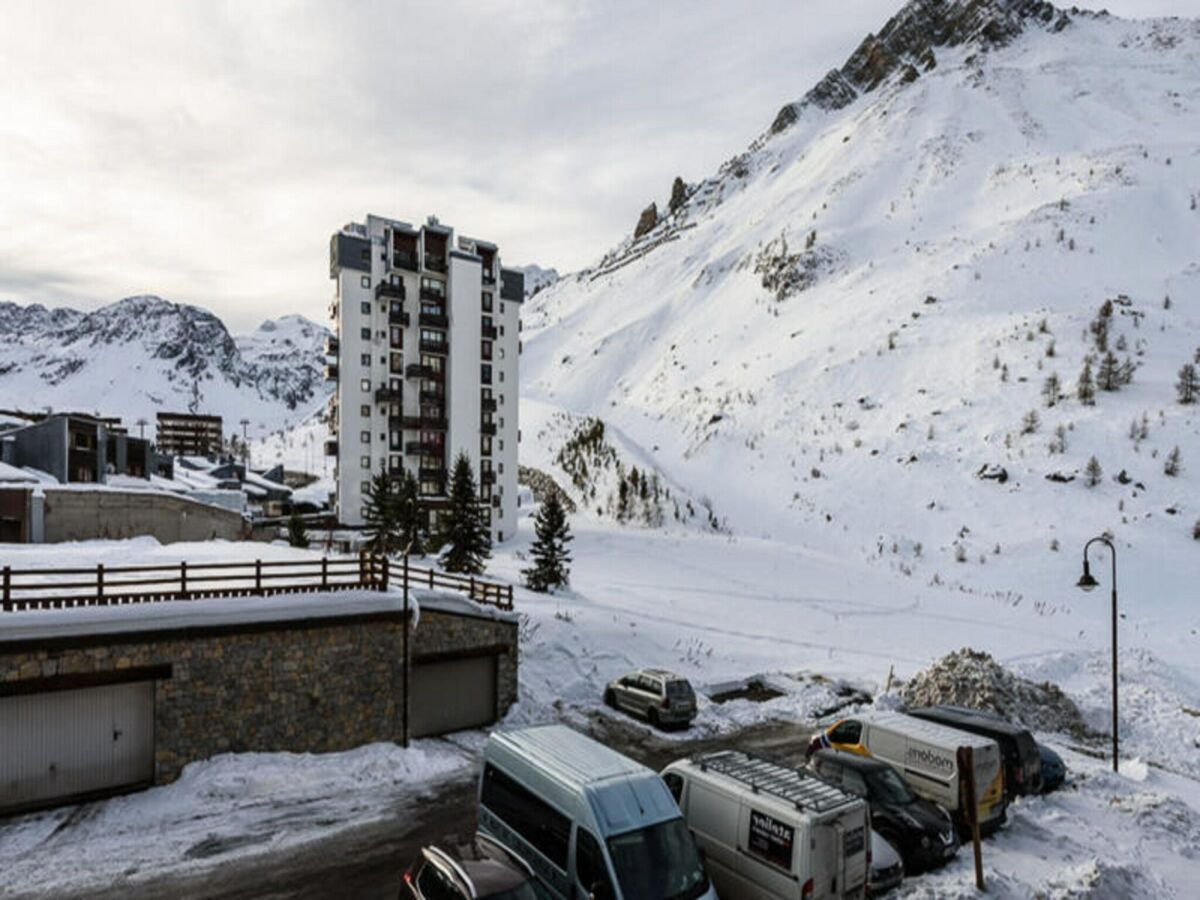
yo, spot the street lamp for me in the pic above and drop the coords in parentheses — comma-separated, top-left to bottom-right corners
(1076, 535, 1119, 773)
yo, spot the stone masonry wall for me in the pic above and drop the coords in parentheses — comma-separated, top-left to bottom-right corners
(1, 606, 518, 785)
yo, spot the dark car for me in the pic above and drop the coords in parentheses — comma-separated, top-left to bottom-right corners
(808, 749, 959, 873)
(907, 705, 1043, 799)
(603, 668, 697, 729)
(402, 834, 538, 900)
(1037, 743, 1066, 793)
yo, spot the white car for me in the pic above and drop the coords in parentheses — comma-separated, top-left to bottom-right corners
(868, 830, 904, 896)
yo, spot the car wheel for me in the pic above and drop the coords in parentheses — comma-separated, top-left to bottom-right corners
(603, 688, 616, 709)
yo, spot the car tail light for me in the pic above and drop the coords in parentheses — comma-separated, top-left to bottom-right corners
(801, 877, 814, 900)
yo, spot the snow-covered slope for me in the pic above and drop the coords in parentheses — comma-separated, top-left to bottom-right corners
(0, 296, 330, 431)
(522, 2, 1200, 662)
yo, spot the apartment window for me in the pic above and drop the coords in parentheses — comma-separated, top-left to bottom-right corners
(482, 292, 493, 312)
(499, 324, 505, 336)
(361, 275, 370, 289)
(390, 353, 403, 373)
(420, 276, 445, 298)
(498, 439, 504, 451)
(421, 354, 444, 374)
(498, 347, 505, 359)
(420, 329, 446, 348)
(481, 340, 493, 360)
(419, 480, 441, 497)
(498, 462, 504, 474)
(389, 326, 403, 347)
(481, 459, 493, 474)
(361, 248, 371, 263)
(496, 530, 503, 542)
(360, 456, 371, 469)
(361, 481, 371, 494)
(499, 417, 504, 428)
(360, 353, 371, 366)
(499, 370, 505, 383)
(360, 327, 371, 340)
(361, 301, 370, 314)
(390, 431, 402, 451)
(360, 378, 370, 392)
(481, 435, 493, 456)
(481, 364, 492, 384)
(500, 301, 506, 314)
(390, 455, 402, 471)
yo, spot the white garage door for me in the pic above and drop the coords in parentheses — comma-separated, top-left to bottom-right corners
(0, 681, 155, 814)
(410, 655, 497, 738)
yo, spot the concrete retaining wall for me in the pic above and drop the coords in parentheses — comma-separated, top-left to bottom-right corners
(41, 488, 247, 543)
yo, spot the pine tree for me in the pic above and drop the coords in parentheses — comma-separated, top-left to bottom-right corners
(1021, 409, 1040, 434)
(1097, 352, 1120, 392)
(1164, 446, 1181, 477)
(362, 466, 398, 555)
(1085, 455, 1103, 487)
(395, 468, 426, 555)
(1077, 358, 1095, 405)
(523, 492, 573, 592)
(1178, 363, 1198, 404)
(437, 452, 491, 575)
(286, 509, 310, 549)
(1042, 373, 1061, 407)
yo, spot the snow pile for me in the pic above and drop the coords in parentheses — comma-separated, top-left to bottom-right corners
(900, 647, 1089, 736)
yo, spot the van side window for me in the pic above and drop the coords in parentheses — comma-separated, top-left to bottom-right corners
(829, 720, 863, 744)
(481, 764, 571, 869)
(663, 772, 684, 803)
(842, 770, 868, 797)
(576, 828, 614, 899)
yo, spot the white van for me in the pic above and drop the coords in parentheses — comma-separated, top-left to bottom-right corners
(662, 751, 870, 900)
(479, 725, 718, 900)
(809, 711, 1006, 833)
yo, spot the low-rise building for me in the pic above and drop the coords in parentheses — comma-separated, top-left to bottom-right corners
(0, 412, 156, 484)
(155, 412, 224, 458)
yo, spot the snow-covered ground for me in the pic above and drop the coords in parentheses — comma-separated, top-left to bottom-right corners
(1, 522, 1198, 896)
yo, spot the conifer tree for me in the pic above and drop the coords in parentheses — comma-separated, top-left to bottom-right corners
(1042, 373, 1061, 407)
(1077, 358, 1095, 405)
(286, 509, 310, 549)
(395, 468, 426, 555)
(362, 466, 398, 555)
(1164, 446, 1181, 477)
(1178, 363, 1198, 405)
(523, 492, 573, 592)
(1097, 351, 1120, 392)
(437, 453, 491, 575)
(1085, 455, 1104, 487)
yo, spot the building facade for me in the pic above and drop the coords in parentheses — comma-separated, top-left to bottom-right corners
(155, 412, 223, 458)
(0, 413, 155, 483)
(327, 214, 522, 540)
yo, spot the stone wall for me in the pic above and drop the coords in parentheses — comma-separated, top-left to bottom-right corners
(1, 603, 517, 785)
(41, 487, 247, 543)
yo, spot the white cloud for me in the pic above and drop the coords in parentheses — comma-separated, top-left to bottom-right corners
(0, 0, 1191, 330)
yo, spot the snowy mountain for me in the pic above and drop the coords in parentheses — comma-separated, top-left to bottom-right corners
(513, 264, 560, 299)
(0, 295, 330, 432)
(522, 1, 1200, 646)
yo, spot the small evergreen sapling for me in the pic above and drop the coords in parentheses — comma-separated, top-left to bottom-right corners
(1097, 352, 1120, 392)
(523, 492, 573, 592)
(1085, 455, 1103, 487)
(1178, 363, 1198, 405)
(286, 509, 310, 549)
(1077, 358, 1095, 405)
(1164, 446, 1181, 477)
(1042, 372, 1061, 407)
(437, 452, 491, 575)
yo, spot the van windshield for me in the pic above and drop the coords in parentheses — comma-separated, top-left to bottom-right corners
(866, 767, 916, 805)
(606, 817, 709, 900)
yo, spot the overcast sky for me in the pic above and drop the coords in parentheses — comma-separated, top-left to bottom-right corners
(0, 0, 1190, 331)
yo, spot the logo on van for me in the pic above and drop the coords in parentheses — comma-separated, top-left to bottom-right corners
(906, 746, 955, 773)
(748, 810, 795, 870)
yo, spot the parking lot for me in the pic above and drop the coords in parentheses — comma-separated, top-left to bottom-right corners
(30, 716, 814, 900)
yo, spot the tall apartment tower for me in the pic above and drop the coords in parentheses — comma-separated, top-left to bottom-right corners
(326, 214, 522, 541)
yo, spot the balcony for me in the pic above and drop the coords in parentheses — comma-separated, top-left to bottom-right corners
(374, 387, 402, 402)
(420, 338, 449, 355)
(480, 422, 497, 436)
(424, 253, 447, 273)
(393, 251, 418, 272)
(324, 363, 339, 381)
(324, 440, 338, 456)
(324, 335, 339, 355)
(482, 268, 496, 286)
(418, 310, 448, 327)
(491, 495, 501, 508)
(419, 466, 446, 484)
(481, 397, 497, 413)
(419, 287, 446, 303)
(419, 389, 445, 404)
(406, 441, 442, 455)
(406, 363, 443, 381)
(480, 324, 497, 339)
(375, 281, 405, 301)
(389, 310, 410, 326)
(420, 415, 448, 431)
(481, 470, 496, 485)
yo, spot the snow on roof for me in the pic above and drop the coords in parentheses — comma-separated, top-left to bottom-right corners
(409, 588, 517, 624)
(0, 461, 39, 483)
(243, 470, 292, 495)
(0, 589, 406, 642)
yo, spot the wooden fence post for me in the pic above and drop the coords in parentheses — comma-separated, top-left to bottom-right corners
(2, 566, 10, 612)
(321, 557, 328, 589)
(958, 746, 985, 891)
(255, 559, 263, 595)
(507, 584, 514, 609)
(180, 560, 188, 600)
(380, 554, 389, 591)
(96, 563, 104, 605)
(428, 568, 434, 589)
(469, 576, 475, 601)
(359, 550, 368, 588)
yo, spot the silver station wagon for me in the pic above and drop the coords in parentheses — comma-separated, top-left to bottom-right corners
(603, 668, 697, 730)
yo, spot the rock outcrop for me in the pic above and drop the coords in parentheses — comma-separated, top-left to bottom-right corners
(634, 202, 658, 239)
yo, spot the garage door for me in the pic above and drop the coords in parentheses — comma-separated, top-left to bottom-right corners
(0, 681, 155, 814)
(410, 655, 497, 738)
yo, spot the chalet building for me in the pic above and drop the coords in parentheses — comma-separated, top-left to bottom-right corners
(0, 413, 155, 484)
(327, 213, 522, 540)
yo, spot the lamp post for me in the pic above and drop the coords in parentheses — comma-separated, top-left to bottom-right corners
(1076, 535, 1118, 773)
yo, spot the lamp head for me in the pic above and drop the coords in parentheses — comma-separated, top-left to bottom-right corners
(1076, 558, 1099, 592)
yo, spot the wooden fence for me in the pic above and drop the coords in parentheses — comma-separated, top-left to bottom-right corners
(0, 554, 514, 613)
